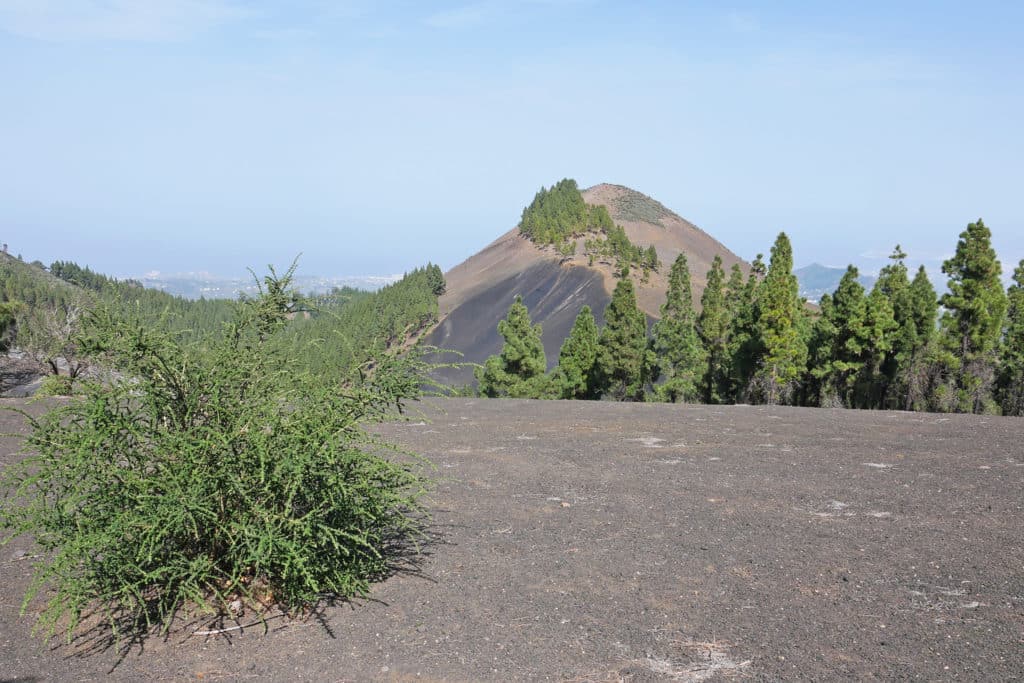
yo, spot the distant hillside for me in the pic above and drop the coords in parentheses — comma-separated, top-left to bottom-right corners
(2, 253, 446, 395)
(582, 184, 749, 316)
(0, 252, 83, 307)
(426, 182, 750, 386)
(136, 272, 403, 300)
(796, 263, 877, 303)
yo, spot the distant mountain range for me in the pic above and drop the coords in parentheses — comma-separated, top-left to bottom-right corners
(134, 272, 403, 299)
(795, 263, 877, 303)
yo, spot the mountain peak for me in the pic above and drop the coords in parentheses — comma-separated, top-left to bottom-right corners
(582, 183, 676, 228)
(426, 181, 751, 386)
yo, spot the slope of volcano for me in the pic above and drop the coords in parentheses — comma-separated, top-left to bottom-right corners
(426, 183, 748, 386)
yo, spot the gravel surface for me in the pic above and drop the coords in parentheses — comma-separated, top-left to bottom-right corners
(1, 397, 1022, 681)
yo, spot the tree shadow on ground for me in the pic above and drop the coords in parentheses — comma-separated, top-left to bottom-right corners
(47, 519, 450, 672)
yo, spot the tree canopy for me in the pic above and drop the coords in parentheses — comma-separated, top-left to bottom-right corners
(476, 295, 552, 398)
(997, 259, 1024, 415)
(652, 253, 705, 402)
(519, 178, 660, 278)
(595, 278, 652, 401)
(939, 218, 1007, 413)
(471, 219, 1018, 415)
(555, 305, 600, 400)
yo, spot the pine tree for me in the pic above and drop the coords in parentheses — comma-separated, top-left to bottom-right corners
(939, 219, 1008, 413)
(900, 265, 955, 412)
(806, 292, 838, 406)
(793, 294, 815, 406)
(596, 278, 651, 401)
(853, 286, 899, 408)
(726, 255, 765, 402)
(997, 259, 1024, 415)
(698, 255, 730, 403)
(644, 245, 660, 271)
(555, 305, 600, 400)
(909, 266, 938, 346)
(872, 246, 916, 407)
(752, 234, 807, 404)
(811, 266, 867, 406)
(476, 295, 551, 398)
(725, 262, 746, 318)
(652, 253, 706, 402)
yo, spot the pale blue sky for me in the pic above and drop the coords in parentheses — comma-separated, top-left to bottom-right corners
(2, 1, 1022, 282)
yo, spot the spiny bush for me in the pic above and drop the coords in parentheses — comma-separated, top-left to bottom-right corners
(34, 373, 75, 397)
(0, 265, 430, 641)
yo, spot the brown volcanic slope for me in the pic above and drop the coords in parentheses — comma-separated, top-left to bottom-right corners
(582, 184, 748, 316)
(426, 184, 748, 385)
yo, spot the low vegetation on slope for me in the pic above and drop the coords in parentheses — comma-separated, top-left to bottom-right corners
(518, 179, 659, 277)
(607, 185, 673, 227)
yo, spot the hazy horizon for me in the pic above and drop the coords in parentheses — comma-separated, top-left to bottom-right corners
(3, 2, 1022, 281)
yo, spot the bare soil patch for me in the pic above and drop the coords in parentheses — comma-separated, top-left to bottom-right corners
(0, 354, 45, 397)
(2, 398, 1022, 681)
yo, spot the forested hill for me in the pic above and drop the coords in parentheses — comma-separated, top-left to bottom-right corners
(1, 253, 448, 390)
(279, 264, 446, 376)
(48, 260, 237, 335)
(0, 252, 80, 309)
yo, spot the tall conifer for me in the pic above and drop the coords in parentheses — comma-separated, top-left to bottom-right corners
(855, 286, 899, 408)
(652, 253, 706, 402)
(873, 246, 916, 407)
(555, 305, 600, 399)
(725, 263, 746, 318)
(909, 266, 938, 346)
(596, 278, 651, 401)
(997, 260, 1024, 415)
(698, 255, 730, 403)
(939, 218, 1008, 412)
(476, 295, 551, 398)
(753, 233, 807, 404)
(726, 255, 764, 401)
(904, 265, 943, 411)
(811, 266, 867, 406)
(806, 292, 838, 405)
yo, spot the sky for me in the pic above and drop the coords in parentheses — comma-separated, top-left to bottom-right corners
(1, 1, 1022, 283)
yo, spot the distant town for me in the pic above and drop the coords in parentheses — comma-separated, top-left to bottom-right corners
(136, 271, 404, 299)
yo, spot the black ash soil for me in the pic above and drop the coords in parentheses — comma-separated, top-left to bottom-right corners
(1, 398, 1022, 681)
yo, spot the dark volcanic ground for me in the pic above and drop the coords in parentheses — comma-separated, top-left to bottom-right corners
(1, 398, 1022, 681)
(425, 260, 612, 388)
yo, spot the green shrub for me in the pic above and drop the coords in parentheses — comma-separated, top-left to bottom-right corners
(35, 373, 75, 397)
(0, 266, 430, 642)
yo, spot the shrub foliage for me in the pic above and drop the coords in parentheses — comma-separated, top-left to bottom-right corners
(0, 265, 429, 641)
